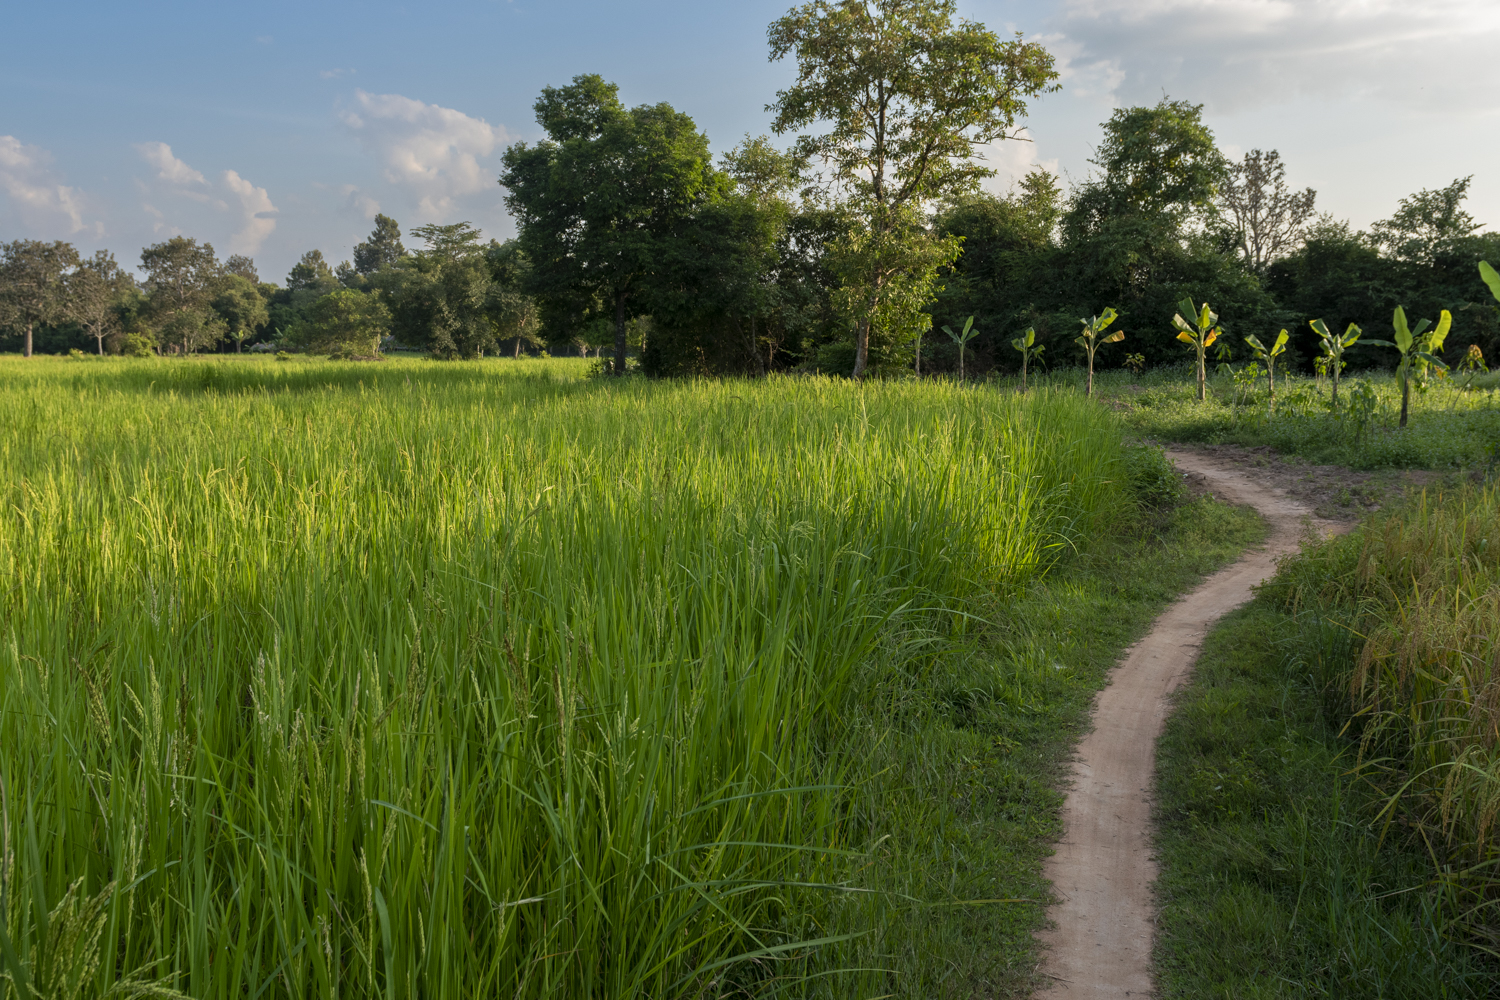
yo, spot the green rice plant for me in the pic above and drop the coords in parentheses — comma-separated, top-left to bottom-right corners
(1171, 299, 1219, 402)
(1075, 308, 1124, 398)
(0, 356, 1125, 998)
(1272, 485, 1500, 950)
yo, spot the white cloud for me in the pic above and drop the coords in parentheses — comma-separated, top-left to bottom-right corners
(1050, 0, 1500, 113)
(339, 184, 381, 219)
(980, 128, 1061, 193)
(320, 68, 355, 79)
(136, 141, 207, 186)
(341, 90, 510, 216)
(0, 135, 92, 234)
(223, 170, 279, 254)
(134, 142, 278, 251)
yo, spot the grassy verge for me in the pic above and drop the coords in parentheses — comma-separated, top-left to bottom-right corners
(849, 473, 1265, 997)
(1154, 490, 1500, 997)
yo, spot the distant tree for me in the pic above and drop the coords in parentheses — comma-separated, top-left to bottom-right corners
(286, 249, 336, 291)
(485, 239, 543, 357)
(212, 274, 270, 352)
(767, 0, 1058, 377)
(289, 288, 390, 356)
(224, 254, 260, 283)
(1370, 176, 1483, 263)
(384, 223, 496, 358)
(353, 214, 406, 274)
(140, 236, 224, 354)
(501, 74, 725, 374)
(1216, 149, 1316, 273)
(66, 250, 136, 355)
(0, 239, 80, 357)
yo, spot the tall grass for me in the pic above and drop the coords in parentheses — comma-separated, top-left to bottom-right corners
(0, 357, 1125, 997)
(1274, 484, 1500, 953)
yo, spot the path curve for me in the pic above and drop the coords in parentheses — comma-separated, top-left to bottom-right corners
(1035, 449, 1347, 997)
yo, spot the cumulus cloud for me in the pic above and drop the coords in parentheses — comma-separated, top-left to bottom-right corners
(222, 170, 279, 254)
(136, 141, 207, 187)
(980, 129, 1062, 192)
(134, 143, 278, 251)
(341, 90, 510, 215)
(339, 184, 381, 219)
(1050, 0, 1500, 113)
(0, 135, 93, 234)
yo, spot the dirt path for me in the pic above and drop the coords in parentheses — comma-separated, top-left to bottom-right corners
(1035, 449, 1349, 998)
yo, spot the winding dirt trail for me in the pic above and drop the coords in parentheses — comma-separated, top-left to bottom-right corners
(1035, 449, 1348, 997)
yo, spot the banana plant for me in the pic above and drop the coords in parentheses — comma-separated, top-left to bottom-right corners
(1481, 260, 1500, 302)
(1309, 319, 1363, 408)
(1075, 308, 1123, 397)
(1011, 326, 1044, 392)
(1243, 329, 1289, 411)
(1362, 306, 1451, 428)
(1172, 299, 1219, 401)
(942, 315, 980, 380)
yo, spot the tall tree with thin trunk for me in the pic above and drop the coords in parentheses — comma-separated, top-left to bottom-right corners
(767, 0, 1058, 378)
(140, 236, 224, 354)
(1216, 149, 1315, 273)
(0, 239, 80, 357)
(67, 250, 136, 355)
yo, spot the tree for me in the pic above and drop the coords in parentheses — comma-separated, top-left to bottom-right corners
(485, 240, 543, 357)
(66, 250, 135, 355)
(1216, 149, 1316, 273)
(353, 214, 407, 274)
(1075, 307, 1124, 397)
(1243, 328, 1289, 410)
(384, 223, 496, 359)
(1371, 177, 1482, 263)
(0, 240, 80, 357)
(1011, 326, 1043, 390)
(140, 236, 224, 354)
(768, 0, 1058, 378)
(1308, 319, 1364, 408)
(289, 289, 390, 357)
(1363, 307, 1451, 428)
(224, 254, 260, 283)
(286, 249, 336, 292)
(212, 274, 270, 352)
(501, 74, 725, 374)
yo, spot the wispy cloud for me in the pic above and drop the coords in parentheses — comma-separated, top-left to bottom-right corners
(0, 135, 94, 234)
(341, 90, 510, 216)
(136, 141, 207, 186)
(222, 170, 279, 253)
(1050, 0, 1500, 113)
(320, 68, 355, 79)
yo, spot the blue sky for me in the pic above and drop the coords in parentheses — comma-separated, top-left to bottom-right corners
(4, 0, 1498, 281)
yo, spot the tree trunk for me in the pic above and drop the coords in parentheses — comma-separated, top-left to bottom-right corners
(514, 338, 521, 359)
(24, 322, 33, 358)
(614, 290, 628, 375)
(851, 317, 871, 380)
(1400, 373, 1410, 427)
(1086, 350, 1094, 397)
(1331, 366, 1339, 409)
(914, 333, 921, 377)
(1021, 354, 1027, 392)
(1196, 348, 1206, 401)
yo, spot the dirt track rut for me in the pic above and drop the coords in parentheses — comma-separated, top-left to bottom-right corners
(1034, 449, 1346, 997)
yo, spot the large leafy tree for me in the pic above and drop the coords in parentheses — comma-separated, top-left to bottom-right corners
(140, 236, 225, 354)
(500, 74, 725, 374)
(66, 250, 137, 355)
(289, 289, 390, 357)
(767, 0, 1058, 377)
(0, 239, 80, 357)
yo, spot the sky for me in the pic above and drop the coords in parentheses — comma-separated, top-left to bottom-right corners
(4, 0, 1499, 282)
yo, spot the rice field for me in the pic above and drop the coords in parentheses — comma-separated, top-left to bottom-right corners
(0, 356, 1127, 998)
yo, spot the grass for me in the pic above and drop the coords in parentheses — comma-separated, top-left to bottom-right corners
(1006, 362, 1500, 470)
(0, 353, 1264, 998)
(1154, 486, 1500, 998)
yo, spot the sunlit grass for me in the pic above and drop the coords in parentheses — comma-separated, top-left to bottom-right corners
(0, 356, 1127, 997)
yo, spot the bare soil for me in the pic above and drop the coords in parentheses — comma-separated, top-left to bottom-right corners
(1034, 449, 1350, 998)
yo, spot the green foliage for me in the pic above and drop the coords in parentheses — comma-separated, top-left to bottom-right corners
(1242, 328, 1288, 408)
(287, 288, 391, 357)
(1069, 98, 1226, 228)
(1011, 325, 1044, 390)
(1479, 259, 1500, 301)
(210, 274, 269, 351)
(1074, 306, 1124, 396)
(352, 214, 406, 275)
(0, 239, 82, 357)
(501, 74, 725, 374)
(1363, 306, 1452, 427)
(767, 0, 1057, 377)
(1171, 298, 1220, 401)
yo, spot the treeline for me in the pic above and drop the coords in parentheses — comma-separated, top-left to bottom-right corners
(3, 0, 1497, 376)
